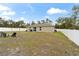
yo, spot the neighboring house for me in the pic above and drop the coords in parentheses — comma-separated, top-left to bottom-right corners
(26, 23, 55, 32)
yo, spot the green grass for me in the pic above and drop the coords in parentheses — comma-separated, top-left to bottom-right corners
(0, 32, 79, 56)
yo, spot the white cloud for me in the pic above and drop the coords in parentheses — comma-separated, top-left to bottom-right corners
(0, 5, 11, 11)
(44, 16, 50, 19)
(17, 17, 27, 21)
(15, 17, 29, 23)
(19, 17, 25, 20)
(1, 11, 15, 16)
(15, 17, 25, 21)
(0, 4, 15, 16)
(47, 8, 68, 15)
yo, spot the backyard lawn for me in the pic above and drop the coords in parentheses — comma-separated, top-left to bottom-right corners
(0, 32, 79, 56)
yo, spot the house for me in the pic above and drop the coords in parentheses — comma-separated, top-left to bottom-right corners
(26, 23, 55, 32)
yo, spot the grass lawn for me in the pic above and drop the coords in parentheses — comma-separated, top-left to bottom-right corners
(0, 32, 79, 56)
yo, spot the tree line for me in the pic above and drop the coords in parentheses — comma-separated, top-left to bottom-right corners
(0, 17, 52, 28)
(26, 18, 52, 26)
(0, 18, 26, 28)
(55, 5, 79, 29)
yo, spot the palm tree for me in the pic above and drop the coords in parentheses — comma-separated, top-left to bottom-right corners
(31, 21, 36, 25)
(41, 20, 45, 24)
(72, 5, 79, 29)
(0, 17, 4, 27)
(37, 21, 41, 24)
(72, 5, 79, 19)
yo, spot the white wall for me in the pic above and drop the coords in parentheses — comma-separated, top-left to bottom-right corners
(57, 29, 79, 46)
(0, 27, 26, 32)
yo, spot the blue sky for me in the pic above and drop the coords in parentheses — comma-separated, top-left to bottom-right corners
(0, 3, 76, 23)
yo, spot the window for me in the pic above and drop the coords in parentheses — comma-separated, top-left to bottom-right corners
(40, 27, 42, 31)
(33, 27, 36, 31)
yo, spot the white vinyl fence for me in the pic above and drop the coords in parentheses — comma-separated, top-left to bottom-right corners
(57, 29, 79, 46)
(0, 27, 26, 32)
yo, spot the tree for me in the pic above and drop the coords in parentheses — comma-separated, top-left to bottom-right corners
(31, 21, 36, 25)
(55, 5, 79, 29)
(26, 23, 30, 26)
(37, 21, 41, 24)
(0, 17, 27, 28)
(3, 20, 9, 27)
(72, 5, 79, 19)
(46, 18, 52, 23)
(71, 5, 79, 28)
(15, 20, 26, 28)
(0, 17, 4, 27)
(41, 20, 46, 24)
(55, 17, 65, 28)
(8, 20, 14, 27)
(55, 17, 75, 29)
(56, 17, 65, 25)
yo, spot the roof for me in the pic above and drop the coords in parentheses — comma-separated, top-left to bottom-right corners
(27, 23, 54, 27)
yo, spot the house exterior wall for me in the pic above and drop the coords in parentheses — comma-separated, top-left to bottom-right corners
(40, 27, 54, 32)
(26, 26, 54, 32)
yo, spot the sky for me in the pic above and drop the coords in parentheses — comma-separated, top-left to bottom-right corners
(0, 3, 77, 24)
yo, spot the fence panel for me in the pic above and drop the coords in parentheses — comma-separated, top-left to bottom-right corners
(57, 29, 79, 46)
(0, 27, 26, 32)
